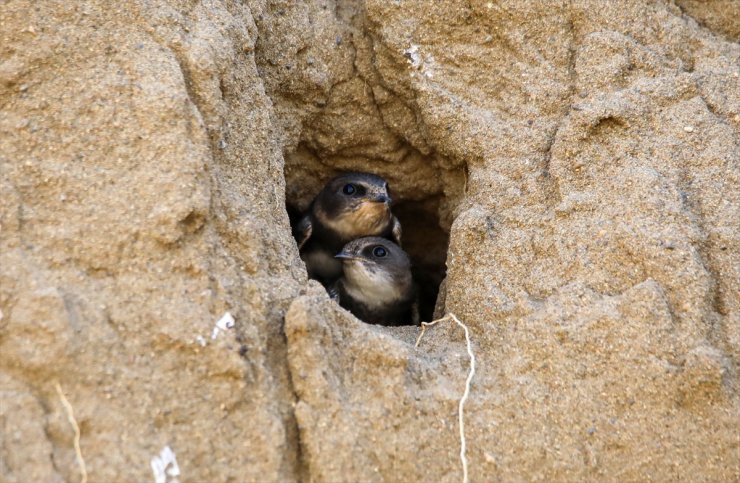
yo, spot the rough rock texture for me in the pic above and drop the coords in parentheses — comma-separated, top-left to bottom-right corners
(1, 1, 304, 481)
(1, 0, 737, 482)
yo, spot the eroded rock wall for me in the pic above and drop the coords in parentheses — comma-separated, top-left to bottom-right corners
(1, 0, 737, 482)
(268, 0, 739, 481)
(1, 1, 304, 481)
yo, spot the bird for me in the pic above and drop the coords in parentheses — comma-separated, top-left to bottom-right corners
(295, 172, 402, 285)
(329, 237, 419, 326)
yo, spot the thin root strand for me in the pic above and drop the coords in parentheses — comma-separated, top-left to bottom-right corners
(54, 382, 87, 483)
(415, 313, 476, 483)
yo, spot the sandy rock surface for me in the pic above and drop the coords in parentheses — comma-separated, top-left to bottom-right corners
(1, 1, 737, 481)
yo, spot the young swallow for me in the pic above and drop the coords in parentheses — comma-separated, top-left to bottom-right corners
(329, 237, 419, 326)
(295, 173, 402, 284)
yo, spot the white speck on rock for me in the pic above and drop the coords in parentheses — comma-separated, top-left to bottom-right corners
(403, 45, 421, 69)
(403, 45, 436, 79)
(211, 311, 235, 340)
(151, 445, 180, 483)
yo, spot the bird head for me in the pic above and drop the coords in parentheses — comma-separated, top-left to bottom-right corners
(314, 172, 394, 239)
(335, 237, 412, 303)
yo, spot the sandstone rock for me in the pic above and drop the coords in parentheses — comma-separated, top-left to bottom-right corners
(1, 1, 302, 481)
(1, 0, 737, 481)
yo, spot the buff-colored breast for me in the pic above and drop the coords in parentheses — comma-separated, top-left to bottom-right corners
(320, 201, 391, 240)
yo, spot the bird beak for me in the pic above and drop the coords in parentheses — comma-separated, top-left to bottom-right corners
(373, 194, 392, 204)
(335, 251, 358, 261)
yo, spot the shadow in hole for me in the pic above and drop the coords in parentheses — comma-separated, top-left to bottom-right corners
(393, 199, 448, 322)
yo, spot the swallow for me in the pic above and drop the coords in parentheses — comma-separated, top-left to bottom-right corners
(329, 237, 419, 326)
(295, 173, 402, 285)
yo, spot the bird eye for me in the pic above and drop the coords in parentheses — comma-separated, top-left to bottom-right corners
(372, 246, 387, 257)
(342, 184, 356, 195)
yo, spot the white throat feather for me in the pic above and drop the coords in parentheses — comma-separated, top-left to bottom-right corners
(342, 260, 408, 309)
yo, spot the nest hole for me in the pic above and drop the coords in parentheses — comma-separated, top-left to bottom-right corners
(286, 188, 449, 326)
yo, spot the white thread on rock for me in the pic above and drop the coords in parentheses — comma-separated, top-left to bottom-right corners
(54, 382, 87, 483)
(415, 313, 476, 483)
